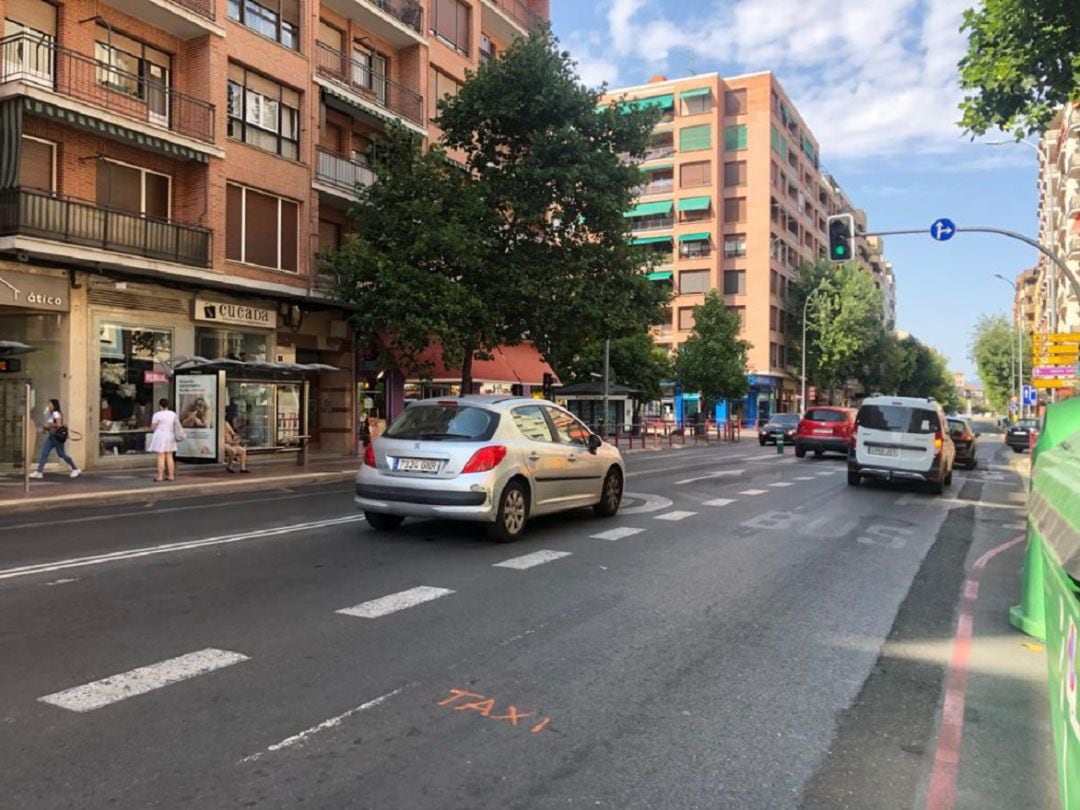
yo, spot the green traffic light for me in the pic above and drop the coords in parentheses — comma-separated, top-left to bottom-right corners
(834, 246, 844, 256)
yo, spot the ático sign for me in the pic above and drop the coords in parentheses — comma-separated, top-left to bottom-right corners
(194, 296, 277, 330)
(0, 267, 69, 312)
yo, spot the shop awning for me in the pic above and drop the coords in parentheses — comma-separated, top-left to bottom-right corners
(625, 200, 673, 218)
(679, 232, 711, 243)
(631, 235, 673, 246)
(647, 270, 674, 281)
(642, 163, 673, 172)
(678, 196, 711, 212)
(621, 94, 674, 111)
(167, 356, 338, 375)
(679, 87, 710, 100)
(399, 342, 557, 386)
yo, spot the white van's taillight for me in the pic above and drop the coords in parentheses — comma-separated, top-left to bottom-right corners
(933, 431, 943, 451)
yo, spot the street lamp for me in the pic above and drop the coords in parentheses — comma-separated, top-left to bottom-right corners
(800, 285, 826, 412)
(995, 273, 1024, 418)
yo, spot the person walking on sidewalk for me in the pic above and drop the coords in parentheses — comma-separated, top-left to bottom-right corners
(30, 399, 80, 479)
(149, 398, 180, 482)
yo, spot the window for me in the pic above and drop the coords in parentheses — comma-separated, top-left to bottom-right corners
(778, 309, 786, 335)
(432, 0, 470, 56)
(724, 161, 747, 187)
(96, 160, 170, 219)
(227, 0, 298, 48)
(724, 124, 748, 151)
(778, 345, 786, 368)
(428, 68, 462, 123)
(352, 42, 389, 106)
(679, 124, 711, 152)
(545, 407, 590, 446)
(680, 238, 710, 259)
(512, 405, 555, 442)
(227, 64, 300, 159)
(19, 135, 54, 191)
(680, 161, 710, 188)
(195, 329, 268, 363)
(724, 89, 747, 115)
(770, 271, 778, 294)
(318, 20, 343, 52)
(723, 197, 746, 222)
(679, 270, 710, 294)
(98, 324, 172, 458)
(769, 342, 777, 368)
(681, 90, 711, 116)
(480, 33, 496, 62)
(723, 270, 746, 295)
(317, 219, 341, 254)
(226, 183, 299, 272)
(94, 27, 170, 116)
(770, 306, 778, 330)
(4, 1, 56, 85)
(678, 307, 696, 331)
(723, 235, 746, 258)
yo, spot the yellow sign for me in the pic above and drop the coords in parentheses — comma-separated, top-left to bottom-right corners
(1033, 378, 1076, 389)
(1033, 332, 1080, 344)
(1035, 346, 1080, 356)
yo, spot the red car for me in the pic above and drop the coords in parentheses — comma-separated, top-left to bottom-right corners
(795, 407, 856, 458)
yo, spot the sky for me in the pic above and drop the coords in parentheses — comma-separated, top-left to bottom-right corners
(549, 0, 1039, 381)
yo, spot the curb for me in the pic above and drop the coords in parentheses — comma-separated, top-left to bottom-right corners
(0, 469, 357, 513)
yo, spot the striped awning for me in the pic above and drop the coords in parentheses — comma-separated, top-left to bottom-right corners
(678, 196, 711, 212)
(679, 88, 710, 99)
(631, 235, 673, 246)
(622, 94, 674, 111)
(647, 270, 673, 281)
(625, 200, 673, 218)
(679, 232, 711, 242)
(0, 99, 23, 189)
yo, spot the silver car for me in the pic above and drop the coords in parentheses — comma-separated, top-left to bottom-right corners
(355, 396, 626, 541)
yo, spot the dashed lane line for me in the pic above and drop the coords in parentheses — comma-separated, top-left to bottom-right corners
(654, 511, 697, 521)
(794, 476, 816, 481)
(769, 482, 794, 488)
(590, 527, 645, 541)
(38, 648, 250, 713)
(703, 498, 736, 507)
(337, 586, 455, 619)
(739, 489, 768, 496)
(493, 550, 572, 570)
(674, 469, 745, 485)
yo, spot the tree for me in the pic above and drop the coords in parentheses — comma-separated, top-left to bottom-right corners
(958, 0, 1080, 137)
(559, 333, 672, 404)
(674, 291, 751, 414)
(789, 260, 886, 401)
(895, 336, 961, 412)
(969, 313, 1031, 411)
(325, 29, 666, 391)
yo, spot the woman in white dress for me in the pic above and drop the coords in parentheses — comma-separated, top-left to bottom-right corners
(149, 398, 179, 482)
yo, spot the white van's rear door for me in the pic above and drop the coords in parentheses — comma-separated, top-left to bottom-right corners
(855, 404, 939, 473)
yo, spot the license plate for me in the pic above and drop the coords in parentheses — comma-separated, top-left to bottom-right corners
(397, 458, 440, 473)
(868, 446, 899, 457)
(813, 429, 831, 435)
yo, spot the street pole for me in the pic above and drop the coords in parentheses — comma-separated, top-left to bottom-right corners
(1018, 298, 1025, 418)
(602, 337, 610, 436)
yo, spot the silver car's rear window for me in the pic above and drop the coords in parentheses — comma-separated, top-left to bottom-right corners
(384, 405, 499, 441)
(857, 405, 939, 434)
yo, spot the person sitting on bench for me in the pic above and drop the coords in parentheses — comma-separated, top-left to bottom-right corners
(224, 419, 249, 474)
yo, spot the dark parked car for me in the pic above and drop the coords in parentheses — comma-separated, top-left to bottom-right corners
(795, 407, 856, 457)
(1005, 418, 1040, 453)
(758, 413, 801, 446)
(946, 417, 979, 469)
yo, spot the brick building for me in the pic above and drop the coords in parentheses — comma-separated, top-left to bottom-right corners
(0, 0, 547, 469)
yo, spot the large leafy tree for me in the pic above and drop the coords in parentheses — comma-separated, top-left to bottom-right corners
(559, 333, 672, 403)
(789, 260, 886, 400)
(958, 0, 1080, 137)
(895, 336, 961, 412)
(325, 28, 665, 389)
(969, 313, 1030, 411)
(673, 291, 751, 413)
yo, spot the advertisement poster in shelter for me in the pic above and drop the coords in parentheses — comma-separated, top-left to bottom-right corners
(176, 373, 218, 461)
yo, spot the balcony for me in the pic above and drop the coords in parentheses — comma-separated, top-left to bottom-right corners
(480, 0, 543, 42)
(0, 35, 215, 146)
(0, 188, 211, 268)
(103, 0, 222, 38)
(630, 216, 674, 233)
(319, 0, 424, 48)
(315, 146, 377, 201)
(314, 42, 424, 132)
(633, 179, 674, 197)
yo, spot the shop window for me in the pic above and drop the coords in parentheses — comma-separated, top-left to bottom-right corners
(195, 328, 269, 362)
(98, 324, 172, 457)
(96, 159, 170, 218)
(19, 135, 55, 192)
(428, 68, 462, 123)
(0, 312, 62, 466)
(226, 183, 299, 272)
(227, 64, 301, 160)
(431, 0, 470, 56)
(227, 0, 299, 49)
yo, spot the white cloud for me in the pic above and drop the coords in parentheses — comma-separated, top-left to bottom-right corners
(578, 0, 977, 161)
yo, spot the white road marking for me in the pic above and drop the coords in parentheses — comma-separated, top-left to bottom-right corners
(1003, 522, 1026, 530)
(337, 586, 454, 619)
(794, 476, 816, 481)
(741, 511, 800, 531)
(619, 492, 675, 515)
(857, 525, 914, 549)
(655, 510, 697, 521)
(493, 550, 572, 570)
(44, 577, 79, 586)
(769, 482, 793, 488)
(739, 489, 767, 496)
(0, 515, 366, 582)
(815, 471, 839, 476)
(240, 687, 404, 763)
(38, 648, 249, 713)
(703, 498, 735, 507)
(590, 527, 645, 541)
(674, 469, 745, 485)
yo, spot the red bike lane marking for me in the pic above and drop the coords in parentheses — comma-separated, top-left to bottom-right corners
(924, 533, 1026, 810)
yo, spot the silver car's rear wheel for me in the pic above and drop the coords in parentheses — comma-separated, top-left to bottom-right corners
(488, 481, 528, 542)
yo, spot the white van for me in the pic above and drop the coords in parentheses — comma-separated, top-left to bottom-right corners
(848, 396, 955, 494)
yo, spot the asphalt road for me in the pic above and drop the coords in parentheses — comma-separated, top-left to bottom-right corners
(0, 423, 1029, 809)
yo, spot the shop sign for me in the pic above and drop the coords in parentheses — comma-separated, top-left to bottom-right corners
(144, 370, 168, 384)
(0, 268, 69, 312)
(194, 296, 277, 330)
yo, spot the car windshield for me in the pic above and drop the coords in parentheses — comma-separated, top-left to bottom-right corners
(857, 405, 940, 434)
(805, 409, 846, 423)
(947, 419, 968, 433)
(384, 404, 499, 441)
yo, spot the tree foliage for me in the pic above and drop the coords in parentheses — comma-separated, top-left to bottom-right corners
(969, 313, 1031, 411)
(559, 334, 672, 403)
(958, 0, 1080, 137)
(673, 291, 751, 411)
(325, 28, 667, 388)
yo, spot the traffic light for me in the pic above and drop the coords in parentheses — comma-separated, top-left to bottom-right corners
(827, 214, 855, 263)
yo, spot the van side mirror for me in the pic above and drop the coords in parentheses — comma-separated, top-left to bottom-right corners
(588, 433, 602, 453)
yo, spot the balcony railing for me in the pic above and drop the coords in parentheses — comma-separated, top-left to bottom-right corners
(0, 34, 215, 143)
(314, 41, 423, 127)
(364, 0, 423, 33)
(0, 188, 211, 267)
(633, 179, 674, 197)
(486, 0, 543, 31)
(315, 146, 377, 193)
(629, 216, 674, 232)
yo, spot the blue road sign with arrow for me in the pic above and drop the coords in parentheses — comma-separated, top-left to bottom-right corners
(930, 218, 956, 241)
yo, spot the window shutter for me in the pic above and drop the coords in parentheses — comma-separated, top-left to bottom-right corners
(679, 124, 711, 152)
(18, 137, 53, 192)
(724, 124, 747, 151)
(226, 184, 243, 261)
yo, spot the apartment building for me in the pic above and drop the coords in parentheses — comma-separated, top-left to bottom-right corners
(602, 71, 875, 422)
(1035, 102, 1080, 336)
(0, 0, 547, 469)
(1014, 267, 1037, 334)
(866, 235, 896, 332)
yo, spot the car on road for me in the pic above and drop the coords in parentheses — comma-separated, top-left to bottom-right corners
(848, 396, 955, 494)
(355, 396, 625, 541)
(1005, 418, 1040, 453)
(795, 407, 856, 458)
(758, 413, 801, 446)
(946, 417, 980, 469)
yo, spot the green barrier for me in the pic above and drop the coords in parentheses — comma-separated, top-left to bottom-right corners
(1024, 397, 1080, 808)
